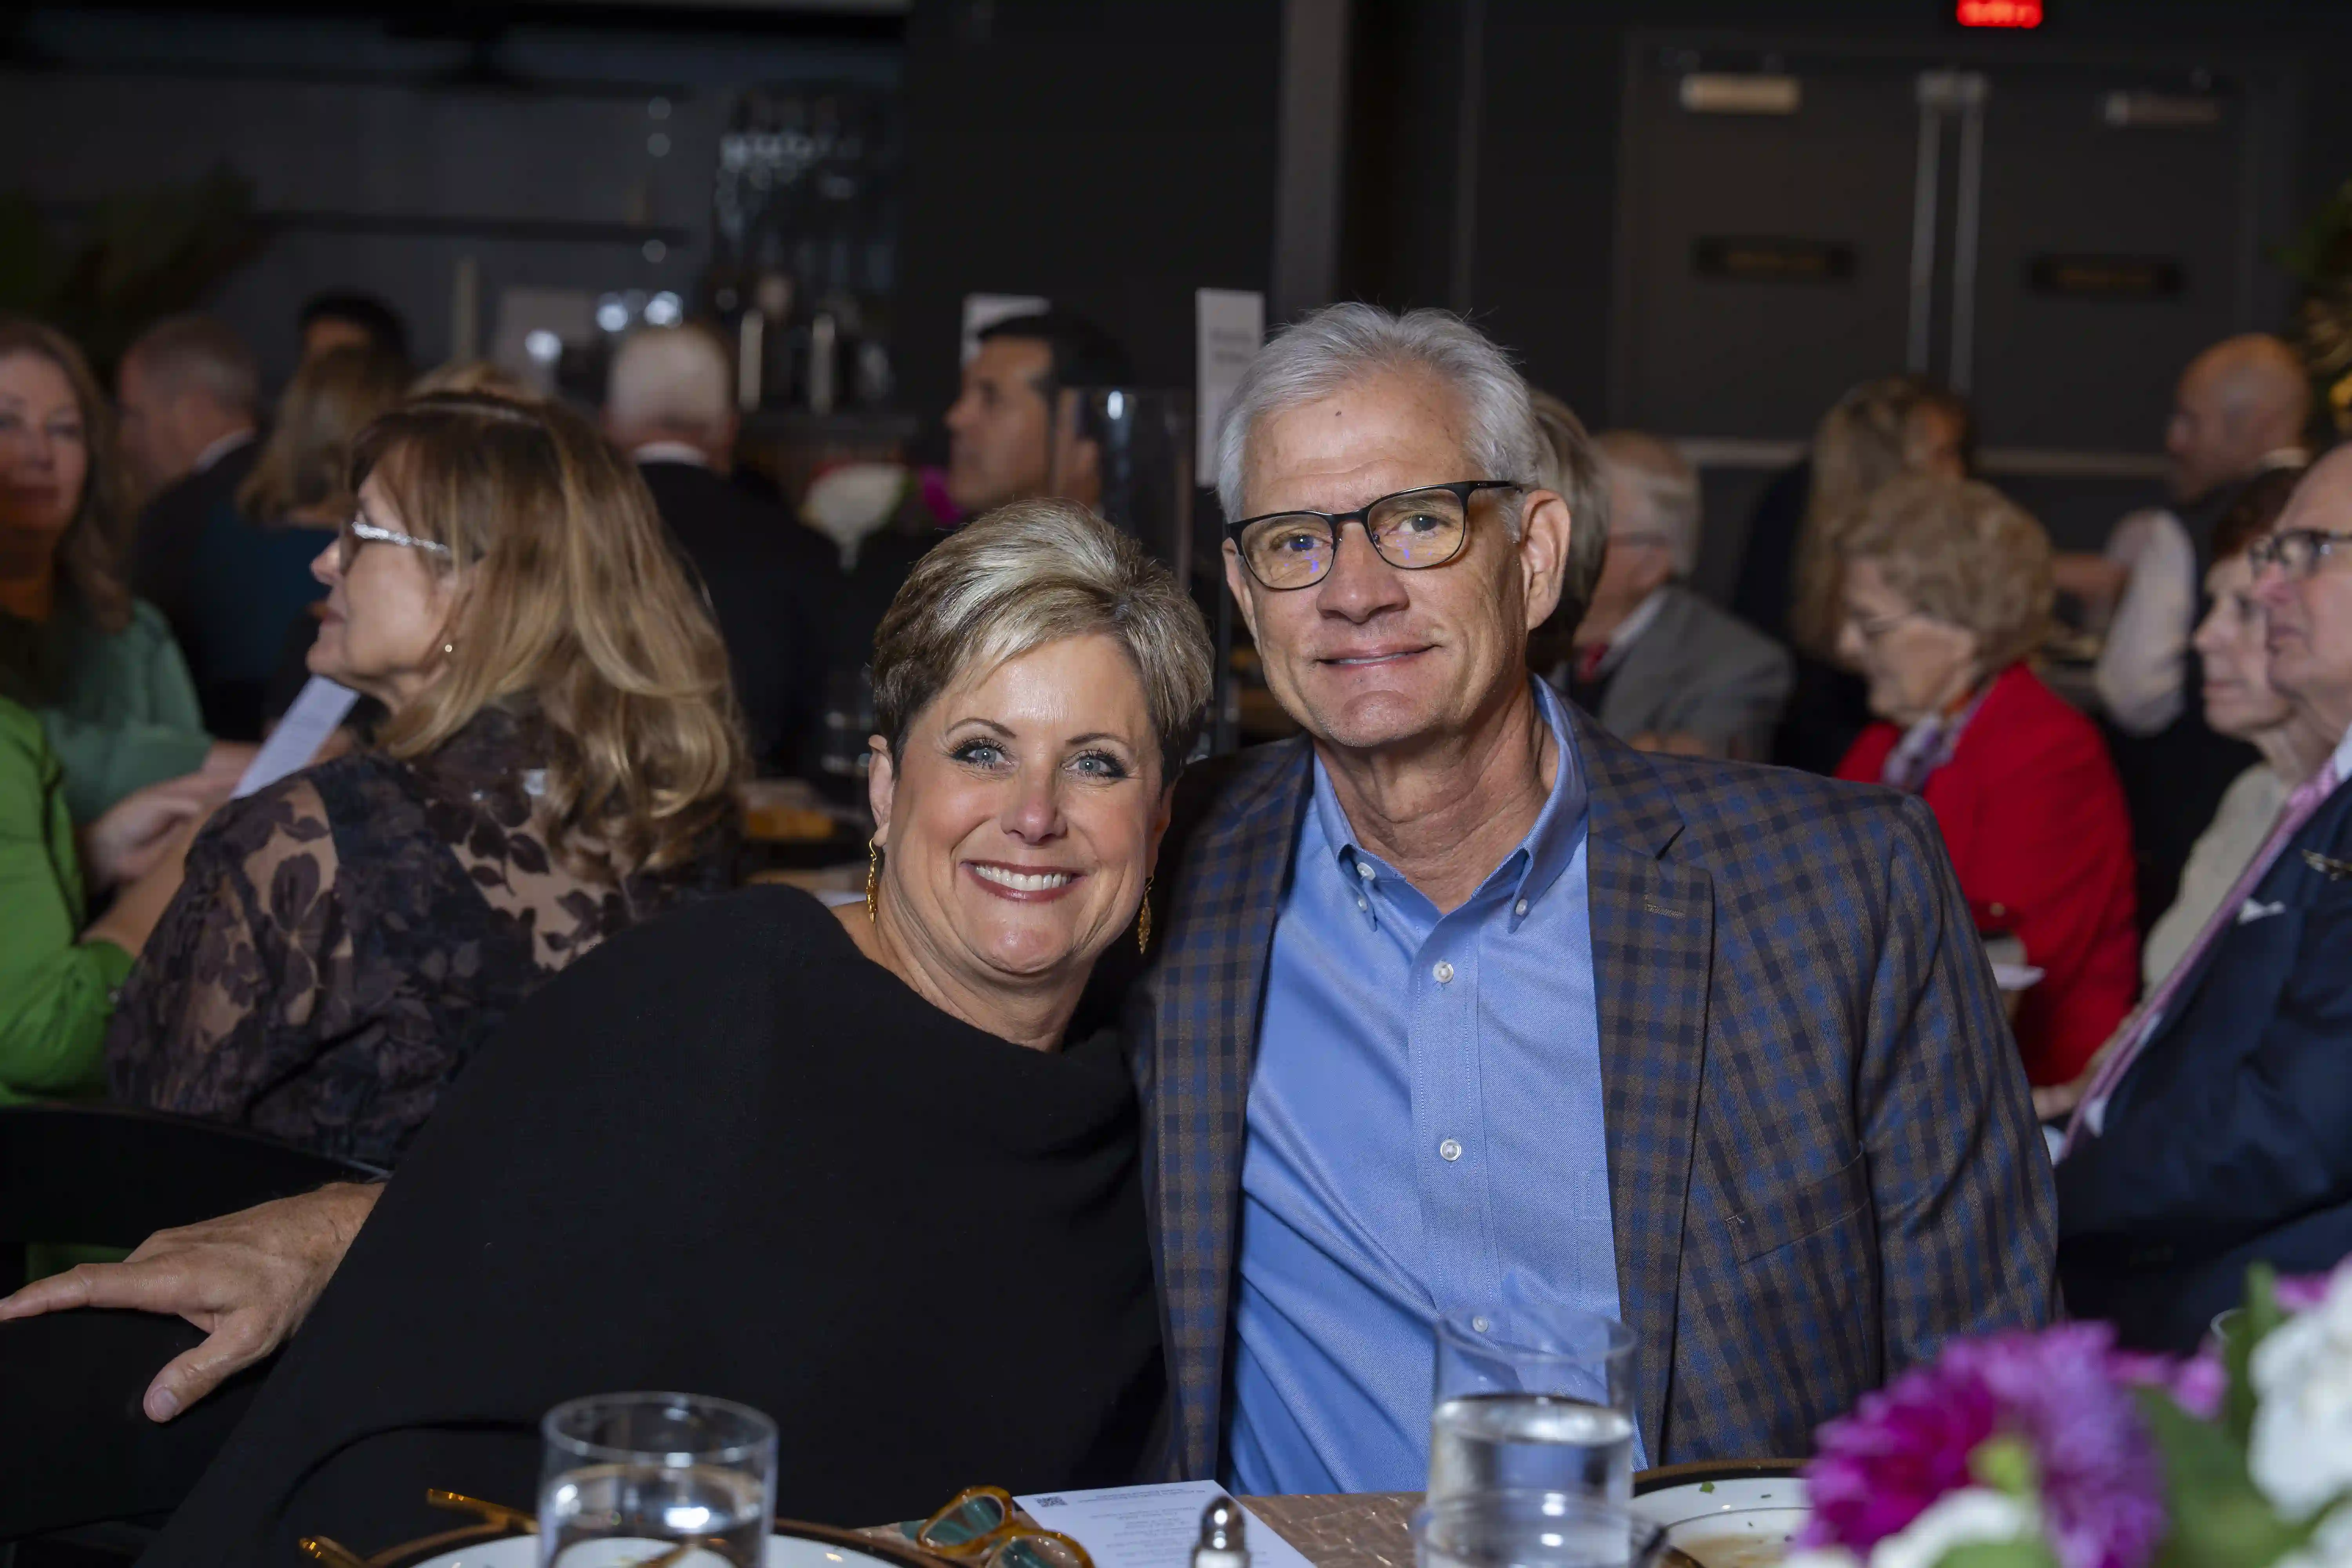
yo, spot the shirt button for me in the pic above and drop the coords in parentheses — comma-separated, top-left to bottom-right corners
(1355, 860, 1375, 880)
(1439, 1137, 1463, 1162)
(1471, 1314, 1492, 1333)
(1355, 897, 1369, 913)
(1433, 960, 1455, 984)
(1514, 899, 1529, 918)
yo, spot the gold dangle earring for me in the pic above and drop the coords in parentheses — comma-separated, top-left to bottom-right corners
(865, 840, 882, 925)
(1137, 877, 1154, 954)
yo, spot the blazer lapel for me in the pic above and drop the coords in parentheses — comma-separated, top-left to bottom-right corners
(1573, 710, 1712, 1459)
(1149, 739, 1313, 1478)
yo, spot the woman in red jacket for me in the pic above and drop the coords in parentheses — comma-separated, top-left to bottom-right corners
(1833, 474, 2138, 1086)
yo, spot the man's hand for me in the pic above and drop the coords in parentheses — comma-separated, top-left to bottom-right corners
(2033, 1075, 2087, 1123)
(0, 1182, 381, 1421)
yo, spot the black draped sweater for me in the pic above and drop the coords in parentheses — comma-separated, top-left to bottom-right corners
(143, 886, 1164, 1562)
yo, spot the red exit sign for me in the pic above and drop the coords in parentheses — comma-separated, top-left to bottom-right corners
(1956, 0, 2043, 25)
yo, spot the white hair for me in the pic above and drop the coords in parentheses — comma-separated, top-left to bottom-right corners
(606, 325, 732, 437)
(1214, 304, 1547, 528)
(1594, 430, 1702, 579)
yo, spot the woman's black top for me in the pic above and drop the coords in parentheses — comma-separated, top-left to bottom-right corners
(107, 704, 732, 1166)
(143, 886, 1164, 1563)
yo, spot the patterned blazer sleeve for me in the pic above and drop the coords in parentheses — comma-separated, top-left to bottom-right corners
(1860, 792, 2058, 1367)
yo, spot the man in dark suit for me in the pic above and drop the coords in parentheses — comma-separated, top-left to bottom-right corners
(1131, 305, 2052, 1486)
(116, 315, 261, 656)
(604, 324, 835, 775)
(2060, 446, 2352, 1352)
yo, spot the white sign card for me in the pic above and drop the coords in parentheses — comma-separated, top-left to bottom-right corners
(1014, 1482, 1316, 1568)
(1195, 289, 1266, 474)
(234, 676, 360, 799)
(962, 292, 1053, 364)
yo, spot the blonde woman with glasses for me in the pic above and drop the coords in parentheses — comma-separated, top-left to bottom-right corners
(104, 392, 744, 1166)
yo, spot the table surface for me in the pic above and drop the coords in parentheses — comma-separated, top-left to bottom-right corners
(1241, 1494, 1419, 1568)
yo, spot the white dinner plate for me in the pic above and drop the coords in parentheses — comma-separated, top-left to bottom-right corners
(1632, 1470, 1809, 1568)
(413, 1530, 915, 1568)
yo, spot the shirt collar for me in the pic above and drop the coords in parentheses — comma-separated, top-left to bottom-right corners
(1583, 588, 1668, 677)
(631, 441, 712, 468)
(1308, 675, 1590, 931)
(192, 428, 256, 474)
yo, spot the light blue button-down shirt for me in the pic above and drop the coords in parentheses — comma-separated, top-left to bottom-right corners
(1225, 677, 1637, 1495)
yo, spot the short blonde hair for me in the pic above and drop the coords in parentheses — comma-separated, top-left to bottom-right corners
(1841, 474, 2053, 671)
(872, 500, 1214, 780)
(1595, 430, 1700, 577)
(352, 392, 744, 879)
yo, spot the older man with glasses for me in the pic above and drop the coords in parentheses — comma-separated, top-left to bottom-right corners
(1130, 304, 2052, 1491)
(2060, 444, 2352, 1354)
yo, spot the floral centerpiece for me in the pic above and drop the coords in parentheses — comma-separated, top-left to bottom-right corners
(1787, 1265, 2352, 1568)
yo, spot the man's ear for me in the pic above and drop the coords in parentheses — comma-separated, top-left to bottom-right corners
(1517, 488, 1573, 632)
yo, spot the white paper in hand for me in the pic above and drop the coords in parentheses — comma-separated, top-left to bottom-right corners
(1013, 1482, 1314, 1568)
(234, 676, 359, 799)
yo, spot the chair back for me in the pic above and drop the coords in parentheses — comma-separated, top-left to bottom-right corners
(0, 1103, 382, 1289)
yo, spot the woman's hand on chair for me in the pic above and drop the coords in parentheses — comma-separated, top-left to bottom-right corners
(0, 1181, 382, 1421)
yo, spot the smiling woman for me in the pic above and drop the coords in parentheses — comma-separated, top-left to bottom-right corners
(855, 499, 1214, 1046)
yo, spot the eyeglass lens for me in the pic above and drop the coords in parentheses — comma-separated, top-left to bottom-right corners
(922, 1494, 1010, 1549)
(995, 1537, 1087, 1568)
(1240, 486, 1472, 589)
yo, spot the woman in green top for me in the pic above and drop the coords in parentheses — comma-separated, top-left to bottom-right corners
(0, 316, 248, 822)
(0, 696, 208, 1100)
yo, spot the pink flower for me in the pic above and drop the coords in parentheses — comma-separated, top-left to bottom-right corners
(2275, 1263, 2352, 1313)
(2109, 1346, 2225, 1421)
(1801, 1324, 2167, 1568)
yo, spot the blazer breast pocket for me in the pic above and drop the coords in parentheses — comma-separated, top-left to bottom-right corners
(1725, 1152, 1871, 1263)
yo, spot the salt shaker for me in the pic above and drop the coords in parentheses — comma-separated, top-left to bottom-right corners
(1194, 1496, 1249, 1568)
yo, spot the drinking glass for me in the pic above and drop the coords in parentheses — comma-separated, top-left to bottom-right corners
(1415, 1490, 1667, 1568)
(538, 1391, 778, 1567)
(1429, 1306, 1638, 1505)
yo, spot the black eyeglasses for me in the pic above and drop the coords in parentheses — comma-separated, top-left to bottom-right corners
(2249, 528, 2352, 581)
(1224, 480, 1521, 590)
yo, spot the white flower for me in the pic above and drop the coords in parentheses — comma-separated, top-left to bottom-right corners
(2273, 1503, 2352, 1568)
(2251, 1270, 2352, 1521)
(1863, 1489, 2041, 1568)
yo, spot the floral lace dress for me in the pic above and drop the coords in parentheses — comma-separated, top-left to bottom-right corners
(105, 705, 733, 1167)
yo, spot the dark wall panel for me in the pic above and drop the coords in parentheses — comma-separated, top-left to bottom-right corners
(893, 0, 1285, 430)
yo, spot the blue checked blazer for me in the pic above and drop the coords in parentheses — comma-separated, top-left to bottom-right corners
(1123, 709, 2057, 1479)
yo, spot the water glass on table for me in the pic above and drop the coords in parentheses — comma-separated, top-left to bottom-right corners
(1415, 1490, 1667, 1568)
(538, 1391, 779, 1567)
(1429, 1306, 1638, 1505)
